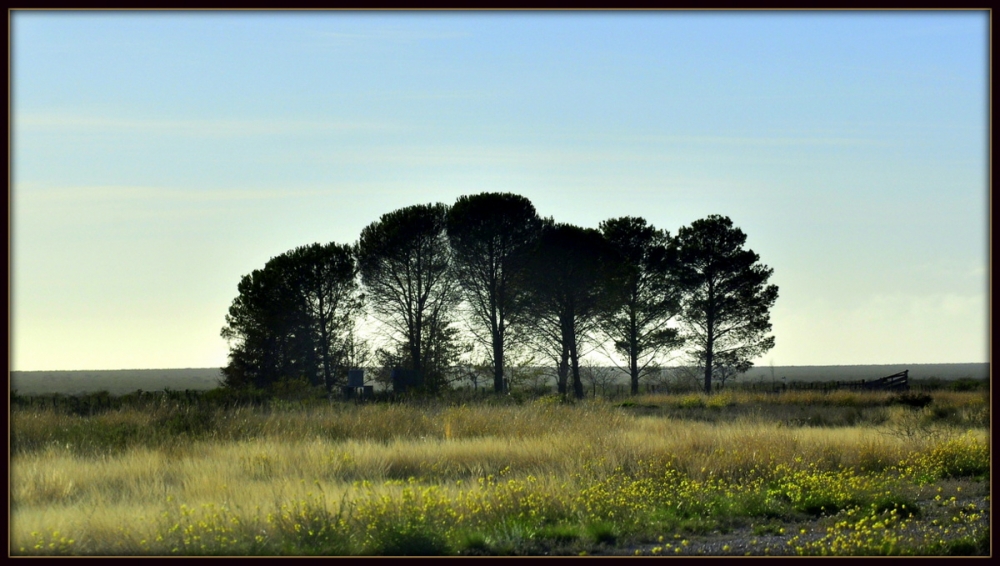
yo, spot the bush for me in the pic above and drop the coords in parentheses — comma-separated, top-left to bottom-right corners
(949, 378, 987, 392)
(889, 393, 933, 409)
(677, 395, 704, 409)
(157, 407, 215, 438)
(367, 526, 449, 556)
(585, 521, 617, 545)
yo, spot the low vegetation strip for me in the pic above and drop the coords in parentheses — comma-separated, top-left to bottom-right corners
(10, 391, 989, 556)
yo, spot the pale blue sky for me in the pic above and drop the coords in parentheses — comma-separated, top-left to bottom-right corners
(11, 11, 989, 371)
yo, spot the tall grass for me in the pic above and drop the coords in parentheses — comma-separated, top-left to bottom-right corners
(10, 391, 989, 555)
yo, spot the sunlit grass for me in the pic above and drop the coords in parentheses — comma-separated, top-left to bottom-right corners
(11, 391, 989, 555)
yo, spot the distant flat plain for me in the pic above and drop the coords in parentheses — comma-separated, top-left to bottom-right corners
(9, 363, 989, 396)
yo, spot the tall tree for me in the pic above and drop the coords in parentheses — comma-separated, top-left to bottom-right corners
(447, 193, 543, 394)
(598, 217, 684, 395)
(220, 242, 361, 392)
(673, 215, 778, 394)
(521, 223, 621, 399)
(279, 243, 363, 391)
(221, 263, 306, 390)
(356, 203, 461, 393)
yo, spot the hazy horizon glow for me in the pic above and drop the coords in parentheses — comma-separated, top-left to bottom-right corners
(11, 11, 989, 371)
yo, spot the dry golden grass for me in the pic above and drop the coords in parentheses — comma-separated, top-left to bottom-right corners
(10, 392, 989, 555)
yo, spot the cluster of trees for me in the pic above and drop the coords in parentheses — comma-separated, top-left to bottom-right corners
(220, 193, 778, 397)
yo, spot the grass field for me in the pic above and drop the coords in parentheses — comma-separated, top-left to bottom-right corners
(10, 389, 990, 556)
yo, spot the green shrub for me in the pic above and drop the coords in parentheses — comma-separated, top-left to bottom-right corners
(584, 521, 617, 545)
(455, 531, 491, 555)
(752, 521, 785, 536)
(677, 395, 704, 409)
(158, 407, 215, 438)
(368, 525, 449, 556)
(949, 378, 987, 392)
(890, 393, 933, 409)
(537, 523, 580, 544)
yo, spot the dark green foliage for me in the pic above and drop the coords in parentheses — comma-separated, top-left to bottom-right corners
(932, 529, 990, 556)
(157, 406, 215, 437)
(889, 392, 933, 408)
(871, 497, 921, 518)
(367, 525, 450, 556)
(948, 378, 988, 392)
(520, 222, 622, 399)
(737, 493, 795, 521)
(456, 531, 491, 555)
(752, 521, 786, 536)
(673, 215, 778, 394)
(585, 521, 618, 545)
(210, 193, 787, 402)
(875, 377, 989, 393)
(537, 523, 581, 543)
(200, 385, 268, 407)
(221, 242, 361, 392)
(598, 217, 684, 395)
(357, 203, 463, 393)
(447, 193, 543, 394)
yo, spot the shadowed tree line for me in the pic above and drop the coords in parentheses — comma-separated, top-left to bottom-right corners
(220, 193, 778, 398)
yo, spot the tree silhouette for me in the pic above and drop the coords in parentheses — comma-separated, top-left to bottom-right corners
(598, 216, 685, 395)
(281, 243, 363, 392)
(221, 242, 361, 392)
(520, 223, 621, 399)
(673, 215, 778, 394)
(447, 192, 543, 394)
(356, 203, 462, 393)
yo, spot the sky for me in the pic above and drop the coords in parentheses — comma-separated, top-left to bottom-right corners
(10, 10, 990, 371)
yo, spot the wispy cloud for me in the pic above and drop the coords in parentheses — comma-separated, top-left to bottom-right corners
(617, 134, 886, 148)
(306, 144, 693, 169)
(16, 113, 395, 137)
(303, 135, 884, 170)
(315, 28, 472, 42)
(14, 184, 342, 204)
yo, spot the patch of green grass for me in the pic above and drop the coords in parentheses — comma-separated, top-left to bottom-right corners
(455, 531, 491, 555)
(537, 523, 581, 544)
(752, 521, 786, 536)
(733, 491, 794, 520)
(931, 529, 990, 556)
(367, 526, 449, 556)
(585, 521, 618, 545)
(871, 496, 920, 518)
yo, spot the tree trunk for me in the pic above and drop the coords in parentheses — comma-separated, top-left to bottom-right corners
(493, 315, 505, 394)
(318, 294, 333, 394)
(704, 281, 715, 395)
(557, 345, 569, 396)
(629, 304, 640, 395)
(569, 324, 584, 400)
(630, 332, 640, 396)
(704, 318, 714, 395)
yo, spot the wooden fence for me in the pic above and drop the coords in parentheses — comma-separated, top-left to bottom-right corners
(760, 370, 910, 393)
(843, 370, 909, 391)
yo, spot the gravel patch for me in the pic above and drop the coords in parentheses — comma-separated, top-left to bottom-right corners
(590, 496, 990, 557)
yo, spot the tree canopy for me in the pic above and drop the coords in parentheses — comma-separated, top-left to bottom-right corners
(356, 202, 462, 393)
(520, 222, 622, 399)
(221, 242, 361, 392)
(220, 197, 779, 397)
(598, 216, 684, 395)
(673, 215, 779, 393)
(447, 192, 543, 394)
